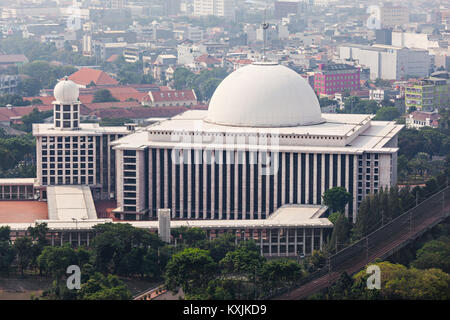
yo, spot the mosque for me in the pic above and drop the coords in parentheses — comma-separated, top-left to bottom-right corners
(110, 61, 403, 223)
(0, 61, 403, 256)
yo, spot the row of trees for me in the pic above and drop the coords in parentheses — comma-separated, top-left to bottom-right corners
(314, 219, 450, 300)
(322, 169, 448, 255)
(165, 237, 307, 300)
(0, 132, 35, 175)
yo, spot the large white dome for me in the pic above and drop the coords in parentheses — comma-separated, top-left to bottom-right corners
(205, 62, 324, 127)
(53, 77, 79, 104)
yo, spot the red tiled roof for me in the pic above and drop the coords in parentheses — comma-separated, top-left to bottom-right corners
(195, 54, 221, 65)
(106, 54, 119, 62)
(0, 201, 48, 223)
(145, 89, 197, 103)
(0, 54, 28, 64)
(90, 106, 189, 119)
(410, 111, 440, 122)
(81, 101, 142, 114)
(0, 105, 53, 122)
(68, 68, 119, 86)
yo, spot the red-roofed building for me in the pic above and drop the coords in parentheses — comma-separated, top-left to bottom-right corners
(0, 105, 53, 126)
(406, 111, 440, 129)
(89, 105, 190, 123)
(142, 89, 197, 107)
(68, 68, 119, 87)
(195, 54, 221, 68)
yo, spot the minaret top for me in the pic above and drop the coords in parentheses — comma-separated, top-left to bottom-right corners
(53, 77, 80, 105)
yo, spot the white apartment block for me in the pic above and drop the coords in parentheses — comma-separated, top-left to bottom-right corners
(193, 0, 236, 20)
(339, 44, 431, 80)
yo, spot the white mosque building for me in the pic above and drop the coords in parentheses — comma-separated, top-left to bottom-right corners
(0, 61, 404, 257)
(111, 61, 404, 223)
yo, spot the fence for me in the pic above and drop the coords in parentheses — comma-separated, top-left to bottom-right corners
(268, 186, 450, 300)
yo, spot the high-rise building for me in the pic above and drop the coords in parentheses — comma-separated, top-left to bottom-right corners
(380, 4, 409, 28)
(193, 0, 235, 20)
(112, 62, 403, 223)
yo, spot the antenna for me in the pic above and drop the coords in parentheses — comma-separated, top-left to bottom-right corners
(262, 2, 269, 61)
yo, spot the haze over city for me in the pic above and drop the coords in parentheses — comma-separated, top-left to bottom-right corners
(0, 0, 448, 306)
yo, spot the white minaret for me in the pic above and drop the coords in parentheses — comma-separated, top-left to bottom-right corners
(53, 77, 81, 130)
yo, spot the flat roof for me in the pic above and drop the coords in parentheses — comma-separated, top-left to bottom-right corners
(112, 111, 402, 153)
(1, 205, 332, 231)
(33, 123, 130, 136)
(0, 178, 36, 185)
(47, 185, 97, 221)
(0, 201, 48, 223)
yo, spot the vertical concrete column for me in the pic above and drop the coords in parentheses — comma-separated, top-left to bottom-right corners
(242, 151, 247, 218)
(345, 154, 350, 218)
(172, 150, 176, 218)
(195, 150, 200, 219)
(281, 152, 286, 205)
(313, 153, 318, 204)
(226, 151, 231, 220)
(277, 229, 281, 257)
(305, 154, 309, 203)
(211, 151, 215, 218)
(303, 228, 306, 256)
(179, 151, 184, 218)
(234, 151, 239, 219)
(257, 152, 262, 219)
(249, 152, 255, 218)
(297, 153, 302, 203)
(321, 153, 326, 202)
(156, 149, 160, 209)
(187, 150, 192, 219)
(289, 153, 294, 203)
(266, 152, 270, 216)
(218, 152, 223, 218)
(337, 154, 342, 187)
(203, 150, 208, 219)
(164, 149, 169, 209)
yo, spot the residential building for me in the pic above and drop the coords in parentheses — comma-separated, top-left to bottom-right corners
(405, 76, 450, 111)
(406, 111, 440, 129)
(142, 89, 198, 107)
(193, 0, 235, 20)
(313, 63, 360, 96)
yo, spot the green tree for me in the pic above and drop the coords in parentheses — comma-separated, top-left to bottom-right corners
(13, 236, 34, 276)
(328, 213, 351, 253)
(0, 226, 14, 274)
(261, 259, 304, 290)
(165, 247, 217, 296)
(322, 187, 353, 213)
(77, 272, 132, 300)
(90, 223, 163, 276)
(92, 89, 119, 103)
(18, 78, 42, 96)
(411, 236, 450, 273)
(207, 233, 236, 262)
(37, 244, 77, 285)
(220, 241, 265, 281)
(374, 106, 400, 121)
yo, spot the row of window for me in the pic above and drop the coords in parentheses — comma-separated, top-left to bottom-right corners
(42, 136, 94, 143)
